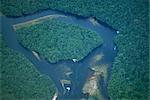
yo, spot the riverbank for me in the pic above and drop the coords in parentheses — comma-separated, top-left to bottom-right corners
(83, 64, 109, 100)
(13, 14, 67, 30)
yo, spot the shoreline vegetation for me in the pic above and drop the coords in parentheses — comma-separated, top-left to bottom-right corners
(1, 0, 148, 99)
(15, 17, 103, 63)
(0, 34, 56, 99)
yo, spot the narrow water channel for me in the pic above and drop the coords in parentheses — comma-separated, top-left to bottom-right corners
(0, 9, 117, 100)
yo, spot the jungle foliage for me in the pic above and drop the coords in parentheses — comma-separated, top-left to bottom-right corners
(0, 0, 149, 99)
(0, 34, 55, 100)
(16, 18, 102, 63)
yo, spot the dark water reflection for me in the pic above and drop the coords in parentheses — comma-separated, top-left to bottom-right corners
(0, 10, 117, 100)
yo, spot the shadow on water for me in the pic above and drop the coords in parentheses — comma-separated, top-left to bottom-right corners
(0, 9, 117, 100)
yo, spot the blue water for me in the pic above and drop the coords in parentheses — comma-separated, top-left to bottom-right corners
(0, 9, 117, 100)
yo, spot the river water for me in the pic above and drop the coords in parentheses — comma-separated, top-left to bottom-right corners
(0, 10, 117, 100)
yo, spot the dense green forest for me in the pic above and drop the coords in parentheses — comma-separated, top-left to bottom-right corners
(0, 34, 55, 100)
(0, 0, 149, 99)
(16, 18, 102, 63)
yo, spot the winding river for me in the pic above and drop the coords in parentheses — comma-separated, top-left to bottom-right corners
(0, 9, 117, 100)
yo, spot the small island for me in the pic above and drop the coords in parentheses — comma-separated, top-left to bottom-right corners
(15, 17, 103, 63)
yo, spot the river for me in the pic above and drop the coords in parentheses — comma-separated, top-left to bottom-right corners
(0, 9, 117, 100)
